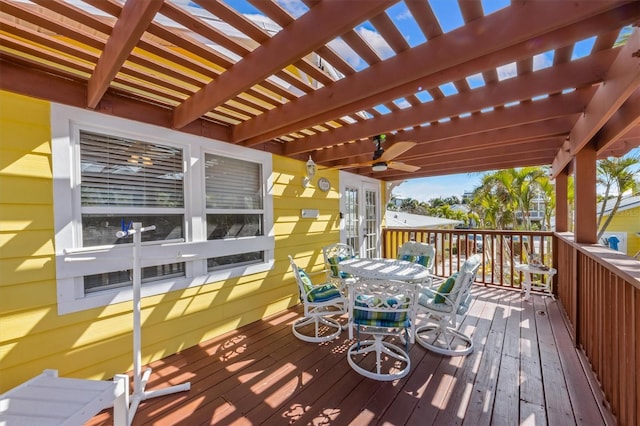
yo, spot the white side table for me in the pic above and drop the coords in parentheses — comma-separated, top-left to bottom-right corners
(515, 263, 557, 300)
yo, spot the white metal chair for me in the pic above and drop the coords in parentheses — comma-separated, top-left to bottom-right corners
(322, 243, 357, 293)
(347, 278, 419, 381)
(414, 255, 481, 356)
(397, 240, 436, 285)
(288, 255, 347, 343)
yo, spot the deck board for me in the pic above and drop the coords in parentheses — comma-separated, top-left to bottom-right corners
(87, 286, 608, 426)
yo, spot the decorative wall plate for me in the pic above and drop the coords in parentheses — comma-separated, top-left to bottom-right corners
(318, 177, 331, 192)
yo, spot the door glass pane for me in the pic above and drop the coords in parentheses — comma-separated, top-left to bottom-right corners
(345, 186, 359, 253)
(364, 189, 378, 258)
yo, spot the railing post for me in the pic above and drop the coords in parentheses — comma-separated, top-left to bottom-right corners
(572, 244, 579, 347)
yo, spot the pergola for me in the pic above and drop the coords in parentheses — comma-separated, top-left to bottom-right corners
(1, 0, 639, 240)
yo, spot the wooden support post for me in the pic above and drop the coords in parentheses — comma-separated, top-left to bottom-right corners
(574, 142, 597, 244)
(555, 169, 569, 233)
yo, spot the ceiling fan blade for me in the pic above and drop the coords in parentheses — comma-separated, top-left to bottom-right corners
(388, 161, 420, 172)
(379, 141, 417, 162)
(328, 161, 372, 170)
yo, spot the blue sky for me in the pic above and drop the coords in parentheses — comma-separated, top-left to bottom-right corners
(394, 173, 482, 201)
(393, 147, 640, 203)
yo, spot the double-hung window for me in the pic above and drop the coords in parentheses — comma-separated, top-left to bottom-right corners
(79, 131, 186, 293)
(205, 154, 265, 270)
(51, 104, 274, 314)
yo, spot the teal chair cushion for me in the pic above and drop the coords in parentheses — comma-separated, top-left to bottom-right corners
(399, 254, 415, 262)
(353, 295, 410, 328)
(434, 272, 458, 304)
(414, 255, 430, 267)
(298, 269, 314, 293)
(399, 254, 430, 268)
(298, 270, 341, 302)
(327, 255, 353, 278)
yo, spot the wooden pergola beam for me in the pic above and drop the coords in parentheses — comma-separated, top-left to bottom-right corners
(364, 152, 556, 180)
(0, 61, 231, 141)
(171, 0, 396, 129)
(312, 92, 587, 164)
(234, 1, 636, 145)
(284, 52, 609, 156)
(595, 89, 640, 155)
(87, 0, 163, 108)
(552, 28, 640, 176)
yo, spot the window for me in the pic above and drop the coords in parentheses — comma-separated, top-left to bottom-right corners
(79, 131, 186, 293)
(52, 104, 274, 314)
(204, 153, 265, 270)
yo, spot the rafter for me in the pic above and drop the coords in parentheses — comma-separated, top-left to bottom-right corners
(233, 1, 637, 145)
(552, 27, 640, 176)
(172, 0, 396, 129)
(87, 0, 164, 108)
(284, 53, 611, 156)
(312, 105, 580, 165)
(595, 89, 640, 154)
(1, 0, 637, 182)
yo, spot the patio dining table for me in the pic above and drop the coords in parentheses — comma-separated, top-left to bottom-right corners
(338, 257, 431, 284)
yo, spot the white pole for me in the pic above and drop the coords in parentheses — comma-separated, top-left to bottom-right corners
(115, 222, 189, 425)
(132, 222, 142, 397)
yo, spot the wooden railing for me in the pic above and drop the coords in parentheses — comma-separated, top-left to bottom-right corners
(382, 228, 640, 425)
(555, 233, 640, 426)
(382, 228, 554, 289)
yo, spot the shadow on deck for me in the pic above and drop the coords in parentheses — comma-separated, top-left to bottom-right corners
(88, 286, 607, 425)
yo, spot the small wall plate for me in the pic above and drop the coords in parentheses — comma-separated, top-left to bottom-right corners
(318, 177, 331, 192)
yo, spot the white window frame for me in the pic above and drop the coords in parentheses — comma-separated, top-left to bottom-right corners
(51, 104, 274, 314)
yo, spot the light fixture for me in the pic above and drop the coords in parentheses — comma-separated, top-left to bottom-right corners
(302, 155, 316, 187)
(372, 161, 388, 172)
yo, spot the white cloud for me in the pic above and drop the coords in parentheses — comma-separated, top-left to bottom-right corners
(497, 62, 517, 81)
(356, 27, 394, 60)
(533, 51, 554, 71)
(327, 38, 366, 70)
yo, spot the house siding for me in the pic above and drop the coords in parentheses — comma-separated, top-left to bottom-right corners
(0, 90, 343, 392)
(602, 206, 640, 257)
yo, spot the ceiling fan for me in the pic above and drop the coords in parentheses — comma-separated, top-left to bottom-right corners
(349, 135, 421, 173)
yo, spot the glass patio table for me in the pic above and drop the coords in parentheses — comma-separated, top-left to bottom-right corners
(338, 257, 431, 283)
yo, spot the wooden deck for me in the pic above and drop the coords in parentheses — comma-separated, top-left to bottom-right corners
(88, 286, 607, 425)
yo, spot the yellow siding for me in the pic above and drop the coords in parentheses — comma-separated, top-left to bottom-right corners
(602, 206, 640, 257)
(272, 156, 342, 273)
(0, 90, 346, 392)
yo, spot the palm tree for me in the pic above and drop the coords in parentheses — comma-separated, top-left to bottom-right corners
(536, 177, 552, 231)
(597, 155, 640, 240)
(473, 167, 547, 230)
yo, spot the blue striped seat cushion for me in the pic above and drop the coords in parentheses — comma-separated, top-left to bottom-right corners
(298, 270, 342, 302)
(353, 295, 410, 328)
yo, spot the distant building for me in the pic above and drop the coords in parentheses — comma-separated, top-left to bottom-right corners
(384, 210, 462, 229)
(597, 194, 640, 257)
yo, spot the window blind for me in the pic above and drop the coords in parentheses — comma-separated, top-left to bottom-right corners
(80, 131, 184, 208)
(205, 154, 262, 209)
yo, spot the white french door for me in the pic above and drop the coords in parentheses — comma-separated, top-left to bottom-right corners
(339, 172, 381, 258)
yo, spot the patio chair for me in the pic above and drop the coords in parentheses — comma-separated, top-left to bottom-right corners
(347, 278, 419, 381)
(288, 255, 347, 343)
(414, 254, 481, 356)
(397, 240, 435, 285)
(322, 243, 357, 292)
